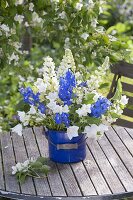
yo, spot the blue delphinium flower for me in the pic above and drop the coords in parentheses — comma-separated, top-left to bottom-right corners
(38, 103, 46, 114)
(20, 87, 40, 106)
(90, 97, 112, 118)
(58, 70, 76, 105)
(54, 113, 62, 124)
(61, 113, 70, 127)
(54, 113, 70, 127)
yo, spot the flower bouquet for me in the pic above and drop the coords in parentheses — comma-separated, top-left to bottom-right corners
(12, 49, 128, 163)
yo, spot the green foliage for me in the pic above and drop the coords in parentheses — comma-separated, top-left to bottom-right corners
(83, 93, 95, 104)
(111, 79, 122, 101)
(77, 116, 101, 132)
(100, 0, 133, 63)
(13, 157, 50, 184)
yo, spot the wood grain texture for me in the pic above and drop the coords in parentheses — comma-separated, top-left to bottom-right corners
(23, 128, 51, 196)
(33, 127, 66, 197)
(114, 119, 133, 129)
(83, 147, 111, 195)
(87, 139, 125, 193)
(0, 133, 20, 193)
(123, 108, 133, 118)
(126, 128, 133, 139)
(114, 126, 133, 156)
(127, 96, 133, 105)
(105, 127, 133, 177)
(57, 163, 82, 196)
(0, 135, 5, 190)
(11, 132, 36, 195)
(70, 161, 97, 195)
(122, 82, 133, 93)
(111, 62, 133, 79)
(98, 134, 133, 192)
(0, 126, 133, 197)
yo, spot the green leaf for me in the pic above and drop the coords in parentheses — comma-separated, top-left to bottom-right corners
(102, 56, 109, 69)
(24, 82, 33, 88)
(99, 83, 109, 89)
(30, 161, 43, 169)
(19, 173, 27, 184)
(15, 100, 30, 112)
(36, 157, 48, 165)
(80, 116, 101, 126)
(39, 165, 50, 175)
(111, 79, 122, 101)
(83, 93, 95, 104)
(110, 112, 120, 119)
(16, 172, 27, 184)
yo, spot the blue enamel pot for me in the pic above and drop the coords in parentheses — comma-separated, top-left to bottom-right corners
(44, 129, 86, 163)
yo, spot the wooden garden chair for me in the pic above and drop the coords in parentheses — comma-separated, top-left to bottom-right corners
(107, 61, 133, 128)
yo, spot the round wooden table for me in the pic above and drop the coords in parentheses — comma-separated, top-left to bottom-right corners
(0, 126, 133, 199)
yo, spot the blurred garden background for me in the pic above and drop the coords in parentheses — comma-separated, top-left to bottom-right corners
(0, 0, 133, 132)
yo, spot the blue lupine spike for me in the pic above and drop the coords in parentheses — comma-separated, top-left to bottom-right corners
(65, 70, 76, 87)
(64, 100, 72, 106)
(58, 70, 76, 105)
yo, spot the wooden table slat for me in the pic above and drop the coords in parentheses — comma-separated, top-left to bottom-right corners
(0, 133, 20, 193)
(34, 129, 83, 197)
(126, 128, 133, 139)
(87, 139, 125, 193)
(98, 134, 133, 192)
(83, 147, 111, 195)
(57, 163, 82, 196)
(70, 162, 97, 195)
(114, 126, 133, 156)
(105, 127, 133, 177)
(23, 128, 51, 196)
(33, 127, 67, 197)
(11, 132, 36, 195)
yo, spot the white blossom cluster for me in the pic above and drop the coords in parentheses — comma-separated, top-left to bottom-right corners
(0, 1, 43, 68)
(75, 0, 95, 11)
(0, 8, 36, 60)
(38, 56, 59, 92)
(31, 12, 43, 27)
(87, 56, 110, 91)
(12, 106, 46, 136)
(15, 0, 24, 6)
(67, 124, 109, 140)
(0, 20, 26, 66)
(12, 157, 36, 175)
(57, 49, 76, 77)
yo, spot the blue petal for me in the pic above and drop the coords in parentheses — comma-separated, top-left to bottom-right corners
(54, 113, 62, 124)
(38, 103, 46, 114)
